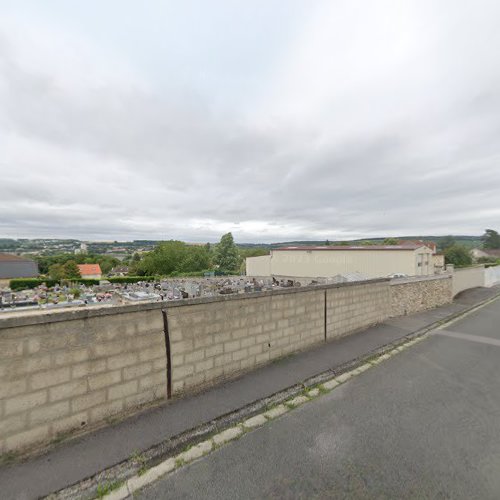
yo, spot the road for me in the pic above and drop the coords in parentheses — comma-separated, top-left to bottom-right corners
(138, 296, 500, 499)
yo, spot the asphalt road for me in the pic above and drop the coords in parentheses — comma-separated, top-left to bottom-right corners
(139, 296, 500, 499)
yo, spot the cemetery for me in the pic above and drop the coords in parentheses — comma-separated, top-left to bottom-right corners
(0, 276, 332, 313)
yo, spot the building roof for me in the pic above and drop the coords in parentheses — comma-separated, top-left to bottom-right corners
(478, 249, 500, 257)
(0, 253, 36, 262)
(273, 245, 424, 252)
(77, 264, 102, 275)
(399, 240, 437, 252)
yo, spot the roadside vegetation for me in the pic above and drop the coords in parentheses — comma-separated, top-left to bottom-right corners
(441, 229, 500, 267)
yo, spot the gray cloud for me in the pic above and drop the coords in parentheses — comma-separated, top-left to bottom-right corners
(1, 1, 500, 242)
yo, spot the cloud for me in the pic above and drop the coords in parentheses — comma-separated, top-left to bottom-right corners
(1, 1, 500, 242)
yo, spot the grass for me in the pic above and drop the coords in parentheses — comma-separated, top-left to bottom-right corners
(0, 450, 19, 465)
(95, 479, 124, 498)
(131, 450, 149, 476)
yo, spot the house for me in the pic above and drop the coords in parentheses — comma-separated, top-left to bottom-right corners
(77, 264, 102, 280)
(471, 248, 500, 261)
(0, 253, 39, 281)
(246, 245, 435, 279)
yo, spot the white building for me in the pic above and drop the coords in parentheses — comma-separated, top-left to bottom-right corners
(74, 243, 88, 255)
(246, 245, 434, 279)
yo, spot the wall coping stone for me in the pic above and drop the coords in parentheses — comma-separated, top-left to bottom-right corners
(389, 275, 452, 286)
(0, 278, 390, 330)
(453, 265, 485, 273)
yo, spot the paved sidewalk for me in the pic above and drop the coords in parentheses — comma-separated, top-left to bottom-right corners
(1, 287, 498, 500)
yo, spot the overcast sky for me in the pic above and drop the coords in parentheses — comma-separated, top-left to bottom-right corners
(1, 1, 499, 243)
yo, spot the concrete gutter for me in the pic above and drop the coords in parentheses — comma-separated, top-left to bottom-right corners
(45, 288, 500, 500)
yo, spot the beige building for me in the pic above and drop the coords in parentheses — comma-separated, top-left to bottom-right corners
(432, 254, 445, 273)
(246, 245, 434, 279)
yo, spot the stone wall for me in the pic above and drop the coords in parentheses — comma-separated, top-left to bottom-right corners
(0, 304, 166, 454)
(390, 275, 453, 316)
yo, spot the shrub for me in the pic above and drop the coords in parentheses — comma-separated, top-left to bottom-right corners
(9, 278, 58, 291)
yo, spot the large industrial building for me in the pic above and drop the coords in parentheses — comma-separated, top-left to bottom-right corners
(0, 253, 39, 284)
(246, 245, 435, 279)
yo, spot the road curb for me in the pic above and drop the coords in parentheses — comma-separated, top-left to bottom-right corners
(45, 290, 500, 500)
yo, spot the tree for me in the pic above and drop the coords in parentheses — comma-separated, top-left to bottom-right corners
(138, 241, 212, 276)
(63, 260, 81, 279)
(482, 229, 500, 249)
(36, 252, 119, 275)
(383, 238, 399, 245)
(439, 235, 456, 252)
(214, 233, 239, 273)
(48, 263, 66, 280)
(444, 245, 472, 267)
(139, 241, 188, 276)
(178, 245, 211, 273)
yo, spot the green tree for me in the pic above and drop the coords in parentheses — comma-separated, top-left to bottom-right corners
(444, 245, 472, 267)
(63, 260, 81, 279)
(439, 235, 456, 252)
(138, 241, 212, 276)
(139, 241, 187, 276)
(214, 233, 239, 273)
(178, 245, 211, 273)
(482, 229, 500, 249)
(383, 238, 399, 245)
(36, 252, 119, 275)
(48, 263, 66, 280)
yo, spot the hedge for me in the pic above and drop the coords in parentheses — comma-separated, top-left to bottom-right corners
(9, 278, 59, 291)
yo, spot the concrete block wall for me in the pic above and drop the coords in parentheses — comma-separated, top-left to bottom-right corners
(390, 275, 453, 316)
(0, 304, 166, 454)
(452, 266, 485, 297)
(483, 266, 500, 288)
(0, 275, 461, 454)
(166, 288, 326, 395)
(326, 281, 390, 339)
